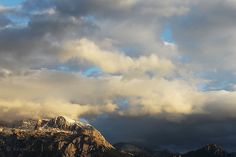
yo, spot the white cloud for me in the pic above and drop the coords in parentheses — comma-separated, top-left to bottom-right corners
(32, 8, 57, 15)
(0, 98, 117, 122)
(62, 38, 174, 76)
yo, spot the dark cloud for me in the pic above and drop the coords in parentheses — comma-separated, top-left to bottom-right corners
(92, 114, 236, 152)
(0, 4, 98, 71)
(0, 15, 12, 27)
(171, 0, 236, 71)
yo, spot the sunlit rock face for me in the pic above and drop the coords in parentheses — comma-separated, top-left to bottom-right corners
(0, 116, 129, 157)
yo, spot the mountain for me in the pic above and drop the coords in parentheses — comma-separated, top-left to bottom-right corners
(114, 143, 152, 157)
(114, 143, 236, 157)
(114, 143, 176, 157)
(0, 116, 130, 157)
(0, 117, 235, 157)
(182, 144, 230, 157)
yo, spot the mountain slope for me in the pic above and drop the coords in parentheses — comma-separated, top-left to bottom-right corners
(0, 116, 130, 157)
(114, 143, 176, 157)
(114, 143, 234, 157)
(114, 143, 152, 157)
(182, 144, 230, 157)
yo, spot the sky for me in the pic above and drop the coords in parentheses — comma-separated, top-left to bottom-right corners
(1, 0, 236, 152)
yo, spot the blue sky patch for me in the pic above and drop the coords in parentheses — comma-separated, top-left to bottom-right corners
(161, 24, 175, 43)
(82, 15, 96, 23)
(82, 67, 102, 77)
(56, 65, 71, 72)
(53, 64, 81, 73)
(0, 0, 29, 27)
(5, 14, 29, 27)
(0, 0, 24, 6)
(113, 97, 129, 111)
(195, 70, 236, 91)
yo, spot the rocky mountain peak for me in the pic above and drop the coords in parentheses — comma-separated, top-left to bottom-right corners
(0, 116, 121, 157)
(35, 116, 92, 132)
(48, 116, 69, 128)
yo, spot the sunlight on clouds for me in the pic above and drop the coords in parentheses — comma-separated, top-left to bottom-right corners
(0, 69, 203, 120)
(62, 38, 174, 76)
(0, 98, 118, 122)
(106, 77, 204, 116)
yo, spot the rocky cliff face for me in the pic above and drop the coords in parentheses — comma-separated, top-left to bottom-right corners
(0, 116, 128, 157)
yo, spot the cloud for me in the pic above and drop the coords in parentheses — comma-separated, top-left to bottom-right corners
(0, 70, 118, 121)
(93, 114, 236, 152)
(0, 5, 15, 13)
(0, 10, 98, 71)
(171, 0, 236, 72)
(1, 67, 236, 122)
(0, 68, 197, 120)
(49, 0, 190, 18)
(62, 38, 174, 75)
(0, 99, 117, 122)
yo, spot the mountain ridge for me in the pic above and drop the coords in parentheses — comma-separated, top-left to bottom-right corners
(0, 116, 235, 157)
(114, 143, 236, 157)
